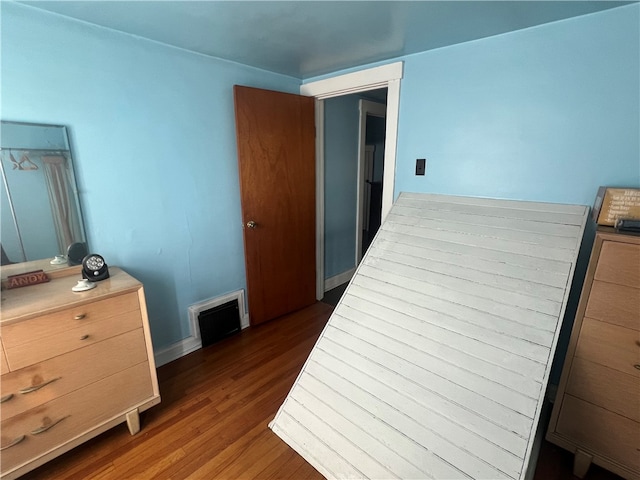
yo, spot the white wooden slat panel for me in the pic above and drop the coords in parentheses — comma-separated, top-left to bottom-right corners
(387, 212, 579, 250)
(353, 271, 557, 347)
(329, 313, 539, 418)
(335, 302, 542, 399)
(307, 350, 524, 479)
(395, 198, 585, 225)
(321, 325, 534, 438)
(271, 412, 363, 479)
(341, 294, 546, 381)
(271, 192, 588, 480)
(304, 360, 512, 480)
(297, 374, 472, 480)
(364, 256, 562, 316)
(283, 398, 398, 479)
(318, 336, 529, 458)
(346, 280, 550, 371)
(380, 230, 571, 277)
(368, 245, 565, 302)
(390, 204, 583, 238)
(290, 385, 429, 479)
(383, 222, 576, 262)
(375, 235, 570, 287)
(399, 192, 587, 221)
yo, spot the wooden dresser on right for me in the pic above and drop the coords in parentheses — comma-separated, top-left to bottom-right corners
(547, 229, 640, 479)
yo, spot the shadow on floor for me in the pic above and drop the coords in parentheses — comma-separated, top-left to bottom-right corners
(321, 282, 348, 307)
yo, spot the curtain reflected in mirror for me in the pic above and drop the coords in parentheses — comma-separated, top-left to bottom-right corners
(0, 121, 87, 265)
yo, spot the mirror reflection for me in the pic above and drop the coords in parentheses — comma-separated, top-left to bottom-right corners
(1, 121, 87, 270)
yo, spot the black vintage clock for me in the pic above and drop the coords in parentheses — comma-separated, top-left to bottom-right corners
(81, 253, 110, 281)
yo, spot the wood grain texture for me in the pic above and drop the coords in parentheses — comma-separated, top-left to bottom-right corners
(1, 362, 153, 472)
(586, 280, 640, 331)
(4, 310, 143, 371)
(234, 85, 316, 326)
(547, 230, 640, 480)
(271, 192, 588, 480)
(1, 269, 161, 479)
(18, 302, 334, 480)
(1, 340, 9, 375)
(0, 268, 141, 325)
(557, 395, 640, 472)
(1, 292, 139, 350)
(566, 357, 640, 422)
(575, 318, 640, 378)
(13, 301, 618, 480)
(1, 329, 149, 421)
(595, 240, 640, 288)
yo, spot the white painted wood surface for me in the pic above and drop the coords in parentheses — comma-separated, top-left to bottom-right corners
(270, 192, 588, 480)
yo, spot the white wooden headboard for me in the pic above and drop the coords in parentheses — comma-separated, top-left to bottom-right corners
(270, 192, 588, 480)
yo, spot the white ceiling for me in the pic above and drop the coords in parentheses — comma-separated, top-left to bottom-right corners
(20, 1, 634, 79)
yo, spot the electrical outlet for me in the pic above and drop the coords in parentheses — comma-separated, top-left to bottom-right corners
(415, 158, 426, 176)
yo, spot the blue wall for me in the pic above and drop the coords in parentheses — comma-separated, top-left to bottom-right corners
(323, 95, 388, 280)
(310, 4, 639, 385)
(324, 95, 359, 279)
(395, 5, 639, 204)
(3, 1, 638, 366)
(1, 2, 301, 350)
(394, 5, 639, 384)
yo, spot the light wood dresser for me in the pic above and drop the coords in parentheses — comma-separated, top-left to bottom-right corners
(547, 229, 640, 479)
(0, 267, 160, 479)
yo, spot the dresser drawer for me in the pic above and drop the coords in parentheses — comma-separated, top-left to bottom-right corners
(557, 394, 640, 472)
(575, 318, 640, 377)
(0, 361, 153, 473)
(595, 241, 640, 289)
(4, 310, 143, 371)
(1, 329, 149, 421)
(586, 280, 640, 331)
(566, 357, 640, 422)
(1, 292, 140, 352)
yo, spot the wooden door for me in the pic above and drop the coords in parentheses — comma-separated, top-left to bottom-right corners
(234, 86, 316, 326)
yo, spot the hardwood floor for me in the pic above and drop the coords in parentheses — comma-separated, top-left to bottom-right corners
(20, 301, 621, 480)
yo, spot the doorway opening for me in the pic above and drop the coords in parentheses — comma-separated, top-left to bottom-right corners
(358, 97, 387, 263)
(300, 61, 403, 300)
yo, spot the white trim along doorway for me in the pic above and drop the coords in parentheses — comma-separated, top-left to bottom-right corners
(356, 99, 387, 266)
(300, 62, 404, 300)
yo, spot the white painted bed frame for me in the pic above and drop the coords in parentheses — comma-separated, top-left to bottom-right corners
(270, 192, 588, 480)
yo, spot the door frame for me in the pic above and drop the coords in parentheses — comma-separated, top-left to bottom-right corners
(356, 99, 387, 266)
(300, 61, 403, 299)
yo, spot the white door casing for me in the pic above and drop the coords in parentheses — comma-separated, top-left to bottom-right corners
(357, 100, 386, 265)
(301, 62, 403, 299)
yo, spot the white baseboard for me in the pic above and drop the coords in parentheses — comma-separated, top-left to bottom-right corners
(154, 336, 202, 367)
(324, 268, 356, 292)
(154, 290, 250, 368)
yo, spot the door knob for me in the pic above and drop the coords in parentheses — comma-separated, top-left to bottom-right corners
(246, 220, 257, 229)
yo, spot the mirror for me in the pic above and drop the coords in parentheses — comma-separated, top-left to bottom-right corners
(0, 121, 87, 279)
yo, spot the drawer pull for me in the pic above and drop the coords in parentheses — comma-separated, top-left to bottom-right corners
(19, 376, 61, 394)
(31, 415, 69, 435)
(0, 393, 14, 403)
(74, 313, 86, 320)
(634, 364, 640, 371)
(0, 435, 25, 451)
(80, 334, 90, 340)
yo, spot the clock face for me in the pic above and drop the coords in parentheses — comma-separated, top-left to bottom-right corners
(85, 255, 105, 271)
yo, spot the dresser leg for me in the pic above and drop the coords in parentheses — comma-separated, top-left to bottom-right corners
(126, 409, 141, 435)
(573, 449, 593, 478)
